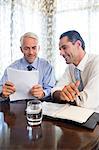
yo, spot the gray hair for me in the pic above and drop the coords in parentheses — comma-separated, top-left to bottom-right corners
(20, 32, 39, 46)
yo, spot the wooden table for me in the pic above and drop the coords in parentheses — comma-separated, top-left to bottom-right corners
(0, 100, 99, 150)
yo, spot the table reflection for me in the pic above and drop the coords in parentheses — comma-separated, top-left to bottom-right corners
(0, 112, 10, 148)
(56, 127, 81, 149)
(0, 102, 16, 128)
(0, 100, 99, 149)
(27, 125, 42, 141)
(0, 102, 16, 149)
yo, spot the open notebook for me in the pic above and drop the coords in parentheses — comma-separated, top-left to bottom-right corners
(42, 102, 94, 124)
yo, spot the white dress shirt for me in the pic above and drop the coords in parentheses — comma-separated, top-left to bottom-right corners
(52, 53, 99, 112)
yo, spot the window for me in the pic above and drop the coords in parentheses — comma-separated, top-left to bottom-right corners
(54, 0, 99, 80)
(0, 0, 47, 78)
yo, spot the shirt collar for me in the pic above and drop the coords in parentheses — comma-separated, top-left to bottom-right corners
(22, 57, 39, 70)
(75, 53, 89, 72)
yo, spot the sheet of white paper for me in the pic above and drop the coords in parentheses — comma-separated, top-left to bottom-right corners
(42, 102, 94, 123)
(42, 102, 69, 117)
(7, 68, 39, 101)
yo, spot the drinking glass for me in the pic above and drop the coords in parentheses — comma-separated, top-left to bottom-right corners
(26, 100, 42, 126)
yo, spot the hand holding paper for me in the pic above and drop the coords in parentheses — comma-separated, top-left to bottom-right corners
(7, 68, 39, 101)
(2, 81, 16, 98)
(29, 84, 45, 99)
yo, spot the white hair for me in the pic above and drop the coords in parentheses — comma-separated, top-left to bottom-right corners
(20, 32, 39, 46)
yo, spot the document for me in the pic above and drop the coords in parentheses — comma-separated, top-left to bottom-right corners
(7, 68, 39, 101)
(42, 102, 94, 124)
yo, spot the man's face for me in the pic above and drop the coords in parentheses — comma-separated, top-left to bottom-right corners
(21, 37, 40, 64)
(59, 36, 78, 65)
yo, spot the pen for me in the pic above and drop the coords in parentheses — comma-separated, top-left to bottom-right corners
(78, 95, 82, 101)
(5, 83, 11, 86)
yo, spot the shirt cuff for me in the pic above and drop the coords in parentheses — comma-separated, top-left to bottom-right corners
(51, 86, 64, 96)
(43, 89, 49, 98)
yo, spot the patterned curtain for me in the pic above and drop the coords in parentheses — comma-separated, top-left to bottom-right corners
(1, 0, 99, 80)
(42, 0, 56, 64)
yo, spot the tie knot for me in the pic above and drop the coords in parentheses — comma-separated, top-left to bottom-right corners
(27, 65, 33, 71)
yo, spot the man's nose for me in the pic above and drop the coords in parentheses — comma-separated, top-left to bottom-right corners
(29, 48, 34, 53)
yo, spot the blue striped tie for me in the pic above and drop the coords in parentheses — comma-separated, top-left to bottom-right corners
(74, 68, 84, 92)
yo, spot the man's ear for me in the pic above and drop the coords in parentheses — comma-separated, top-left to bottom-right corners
(20, 47, 23, 53)
(75, 40, 82, 47)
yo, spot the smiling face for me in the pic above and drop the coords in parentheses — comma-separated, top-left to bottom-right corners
(20, 37, 40, 64)
(59, 36, 81, 65)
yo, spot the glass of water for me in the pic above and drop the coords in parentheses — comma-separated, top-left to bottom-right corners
(26, 100, 42, 126)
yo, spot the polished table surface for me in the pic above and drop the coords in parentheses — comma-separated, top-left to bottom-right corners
(0, 100, 99, 150)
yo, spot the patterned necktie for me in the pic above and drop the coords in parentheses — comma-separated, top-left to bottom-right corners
(27, 65, 33, 71)
(74, 68, 84, 92)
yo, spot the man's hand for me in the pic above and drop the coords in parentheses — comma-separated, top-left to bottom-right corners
(60, 81, 80, 102)
(2, 81, 16, 98)
(29, 84, 45, 99)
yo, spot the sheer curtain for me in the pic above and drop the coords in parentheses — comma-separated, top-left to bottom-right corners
(54, 0, 99, 80)
(1, 0, 99, 80)
(0, 0, 48, 78)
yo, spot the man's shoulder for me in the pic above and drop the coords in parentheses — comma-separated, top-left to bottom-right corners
(9, 58, 22, 68)
(88, 53, 99, 62)
(38, 57, 52, 66)
(86, 54, 99, 70)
